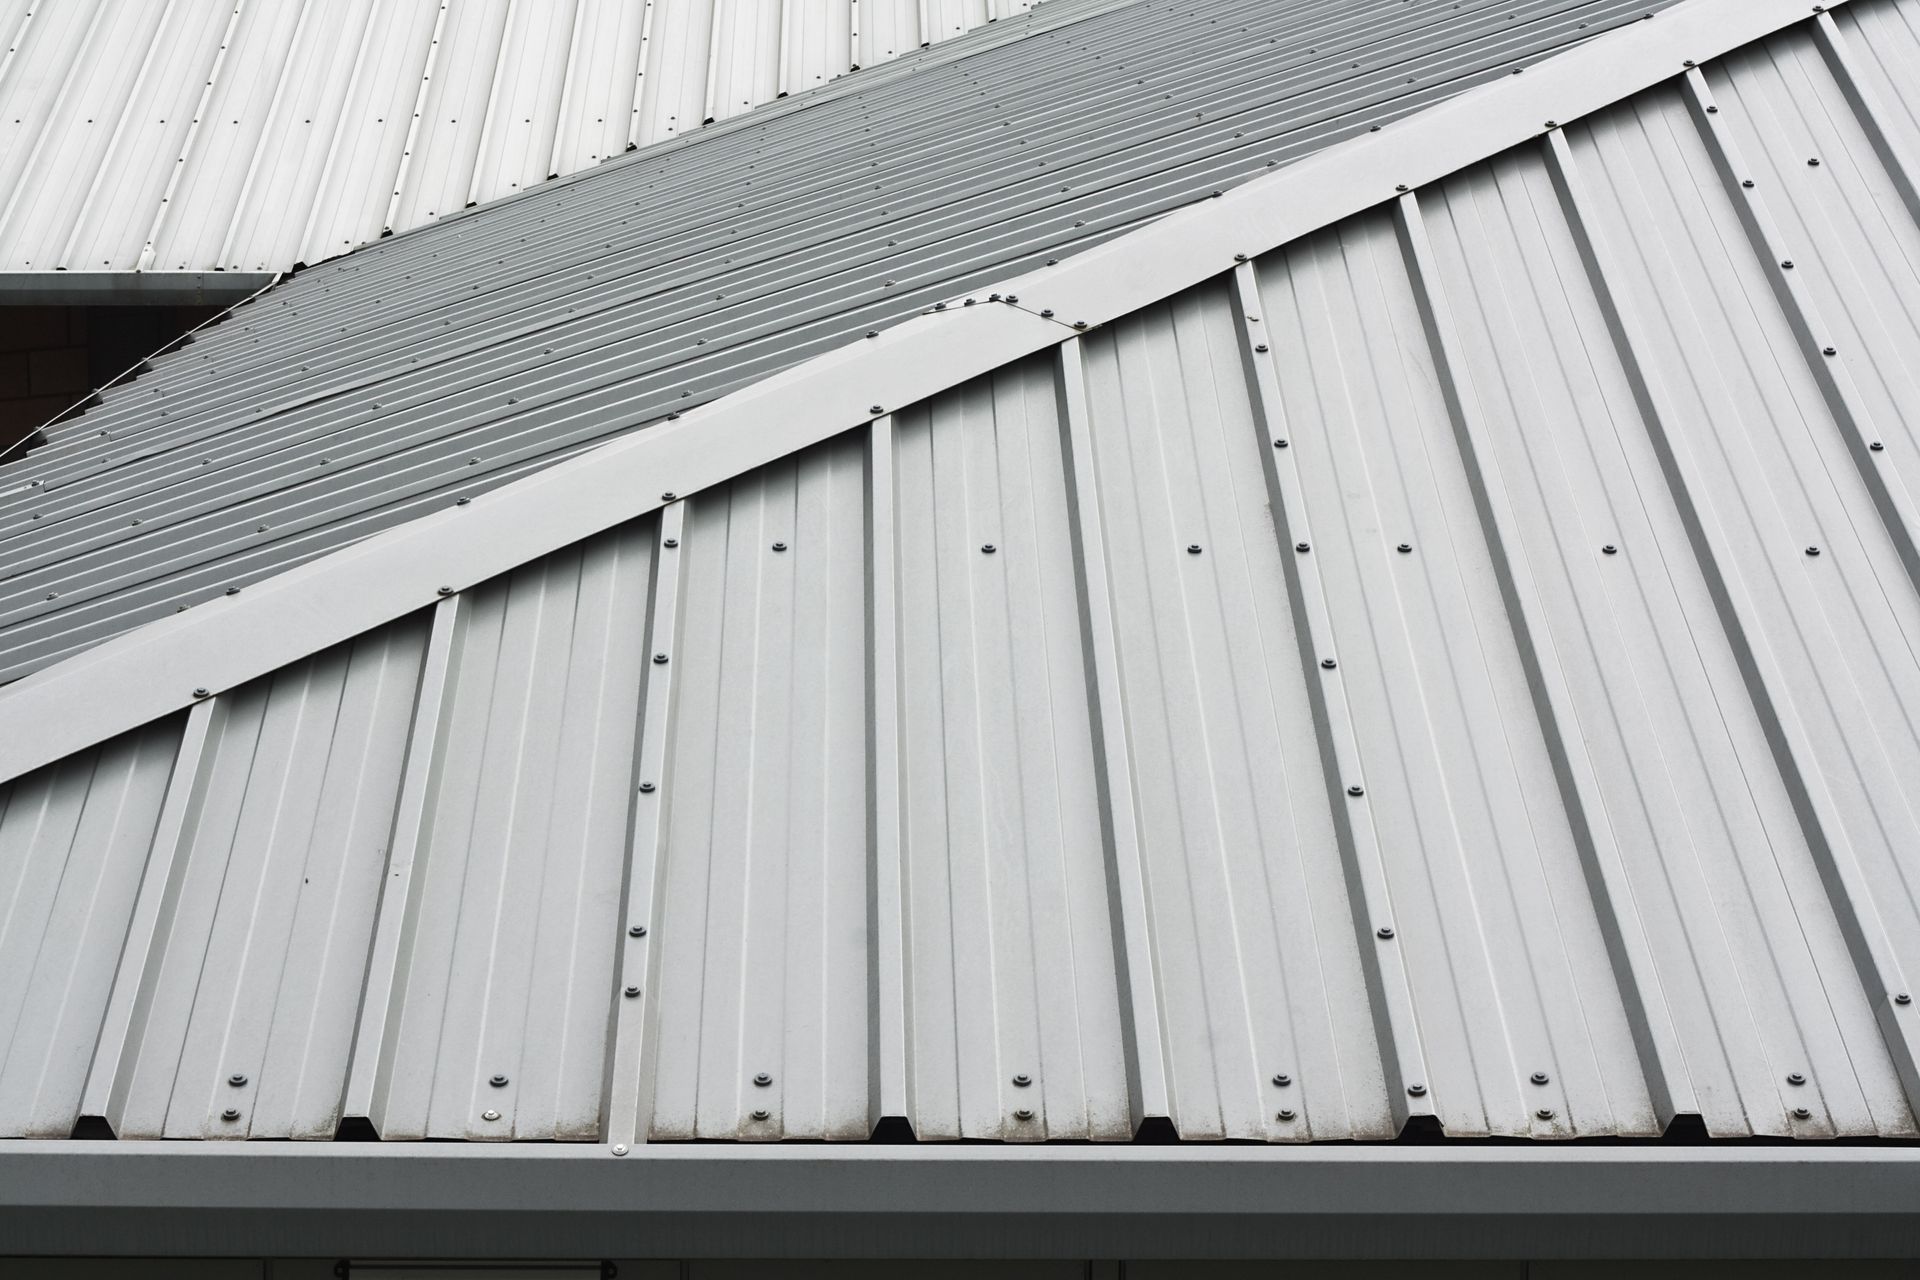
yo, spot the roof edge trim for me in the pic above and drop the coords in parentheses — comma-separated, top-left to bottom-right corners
(0, 0, 1836, 786)
(0, 272, 280, 307)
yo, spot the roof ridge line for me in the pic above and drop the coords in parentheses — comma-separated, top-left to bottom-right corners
(0, 0, 1835, 785)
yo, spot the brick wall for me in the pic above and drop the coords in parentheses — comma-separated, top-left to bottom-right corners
(0, 304, 222, 457)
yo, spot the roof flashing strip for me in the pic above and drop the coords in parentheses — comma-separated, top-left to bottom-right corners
(0, 0, 1845, 788)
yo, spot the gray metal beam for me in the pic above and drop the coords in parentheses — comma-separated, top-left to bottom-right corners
(0, 273, 279, 307)
(0, 1143, 1917, 1259)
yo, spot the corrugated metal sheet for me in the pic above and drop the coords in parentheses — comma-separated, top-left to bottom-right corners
(0, 0, 1062, 274)
(6, 0, 1920, 1149)
(0, 0, 1676, 686)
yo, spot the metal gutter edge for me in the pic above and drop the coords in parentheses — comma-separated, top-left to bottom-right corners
(0, 272, 280, 307)
(0, 1143, 1917, 1259)
(0, 0, 1838, 787)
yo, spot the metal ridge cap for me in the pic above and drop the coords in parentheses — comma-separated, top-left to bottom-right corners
(0, 0, 1836, 786)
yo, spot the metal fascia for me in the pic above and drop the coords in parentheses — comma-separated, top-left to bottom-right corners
(0, 0, 1838, 786)
(0, 1143, 1918, 1259)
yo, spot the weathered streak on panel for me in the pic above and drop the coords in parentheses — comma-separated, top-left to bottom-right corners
(1077, 284, 1391, 1141)
(648, 436, 871, 1141)
(893, 358, 1131, 1141)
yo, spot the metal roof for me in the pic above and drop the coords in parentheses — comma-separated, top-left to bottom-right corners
(0, 0, 1675, 686)
(4, 0, 1919, 1155)
(0, 0, 1069, 277)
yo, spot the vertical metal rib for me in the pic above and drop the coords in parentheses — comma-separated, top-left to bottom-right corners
(342, 594, 467, 1133)
(1054, 336, 1173, 1135)
(549, 0, 590, 180)
(137, 0, 248, 271)
(465, 0, 521, 209)
(1228, 260, 1433, 1128)
(0, 0, 111, 254)
(1388, 192, 1691, 1125)
(384, 0, 451, 235)
(1677, 64, 1920, 1108)
(1680, 66, 1920, 590)
(1809, 10, 1920, 233)
(865, 416, 913, 1134)
(214, 0, 313, 270)
(78, 696, 222, 1135)
(604, 501, 689, 1149)
(293, 0, 379, 265)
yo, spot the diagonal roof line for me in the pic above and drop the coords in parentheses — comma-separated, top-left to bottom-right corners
(0, 0, 1835, 786)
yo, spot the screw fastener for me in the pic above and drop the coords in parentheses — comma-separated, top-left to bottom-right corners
(1898, 993, 1914, 1006)
(639, 781, 656, 793)
(654, 653, 669, 663)
(228, 1074, 247, 1087)
(1536, 1108, 1555, 1121)
(194, 688, 210, 698)
(483, 1109, 500, 1121)
(771, 541, 787, 552)
(490, 1074, 509, 1087)
(1793, 1107, 1813, 1120)
(1013, 1074, 1033, 1087)
(625, 985, 641, 998)
(1277, 1108, 1297, 1121)
(1349, 785, 1365, 797)
(754, 1073, 773, 1087)
(1014, 1108, 1035, 1121)
(630, 925, 647, 937)
(1296, 541, 1310, 553)
(1376, 925, 1395, 939)
(612, 1144, 629, 1156)
(751, 1109, 770, 1121)
(1788, 1072, 1806, 1086)
(982, 543, 997, 554)
(221, 1109, 240, 1122)
(1407, 1083, 1428, 1097)
(1806, 546, 1821, 556)
(1255, 343, 1269, 353)
(1188, 544, 1203, 555)
(1273, 1074, 1292, 1086)
(1531, 1072, 1549, 1086)
(1321, 658, 1337, 669)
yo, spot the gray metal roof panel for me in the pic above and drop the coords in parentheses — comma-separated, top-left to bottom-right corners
(0, 0, 1673, 683)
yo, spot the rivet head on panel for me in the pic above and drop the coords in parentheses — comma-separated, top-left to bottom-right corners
(1536, 1108, 1555, 1121)
(228, 1074, 247, 1087)
(1014, 1108, 1035, 1121)
(1274, 439, 1289, 448)
(754, 1073, 773, 1087)
(664, 537, 679, 548)
(437, 585, 453, 595)
(221, 1109, 240, 1122)
(624, 986, 641, 998)
(1705, 105, 1718, 114)
(1808, 157, 1821, 166)
(1823, 347, 1837, 356)
(654, 653, 669, 663)
(1073, 321, 1089, 330)
(981, 543, 997, 554)
(1793, 1107, 1813, 1120)
(1395, 184, 1409, 193)
(1602, 544, 1618, 555)
(1255, 343, 1269, 353)
(1321, 659, 1337, 670)
(1781, 260, 1794, 269)
(1531, 1072, 1549, 1086)
(1545, 120, 1558, 128)
(630, 925, 647, 937)
(1683, 59, 1695, 67)
(1407, 1083, 1427, 1097)
(866, 331, 878, 338)
(661, 491, 676, 501)
(1376, 925, 1394, 939)
(193, 688, 210, 699)
(1871, 442, 1886, 452)
(1806, 546, 1821, 556)
(1013, 1074, 1033, 1087)
(1898, 993, 1914, 1006)
(1397, 543, 1413, 553)
(638, 781, 656, 793)
(226, 587, 241, 595)
(771, 541, 787, 552)
(1295, 541, 1310, 553)
(490, 1074, 508, 1087)
(1004, 295, 1018, 303)
(1349, 785, 1365, 797)
(456, 497, 470, 506)
(870, 405, 884, 415)
(751, 1109, 770, 1121)
(1040, 309, 1054, 318)
(1788, 1072, 1806, 1086)
(1277, 1108, 1296, 1121)
(1273, 1074, 1292, 1087)
(483, 1109, 501, 1122)
(1743, 179, 1756, 188)
(934, 302, 947, 310)
(612, 1144, 629, 1156)
(1188, 544, 1203, 555)
(666, 412, 680, 420)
